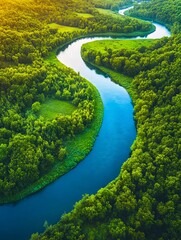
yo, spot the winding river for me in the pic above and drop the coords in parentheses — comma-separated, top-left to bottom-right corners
(0, 7, 170, 240)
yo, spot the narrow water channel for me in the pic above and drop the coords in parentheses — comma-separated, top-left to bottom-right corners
(0, 7, 170, 240)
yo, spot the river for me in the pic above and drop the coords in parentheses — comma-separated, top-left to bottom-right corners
(0, 6, 170, 240)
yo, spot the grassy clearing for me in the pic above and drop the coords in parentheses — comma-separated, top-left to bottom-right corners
(1, 85, 103, 204)
(83, 39, 157, 53)
(96, 8, 119, 16)
(1, 38, 156, 205)
(76, 13, 94, 19)
(48, 23, 83, 33)
(39, 99, 76, 119)
(0, 52, 103, 204)
(81, 39, 158, 99)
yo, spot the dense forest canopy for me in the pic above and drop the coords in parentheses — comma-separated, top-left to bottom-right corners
(127, 0, 181, 33)
(0, 0, 152, 67)
(34, 34, 181, 240)
(92, 0, 132, 11)
(0, 61, 97, 196)
(0, 0, 154, 202)
(33, 0, 181, 239)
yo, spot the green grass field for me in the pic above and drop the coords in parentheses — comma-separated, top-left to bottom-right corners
(96, 8, 120, 16)
(81, 39, 158, 100)
(39, 99, 76, 119)
(2, 85, 103, 204)
(83, 39, 157, 53)
(1, 50, 104, 204)
(76, 13, 94, 19)
(48, 23, 83, 33)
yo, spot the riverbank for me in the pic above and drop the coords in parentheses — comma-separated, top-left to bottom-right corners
(55, 27, 156, 54)
(81, 38, 158, 101)
(33, 4, 180, 239)
(0, 22, 156, 204)
(83, 60, 134, 98)
(0, 87, 103, 204)
(0, 1, 175, 239)
(124, 9, 171, 31)
(0, 77, 103, 204)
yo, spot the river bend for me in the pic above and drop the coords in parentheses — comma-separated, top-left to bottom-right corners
(0, 6, 170, 240)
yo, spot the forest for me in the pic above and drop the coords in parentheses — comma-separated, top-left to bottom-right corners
(32, 0, 181, 239)
(91, 0, 132, 11)
(0, 0, 153, 203)
(0, 0, 152, 68)
(127, 0, 181, 33)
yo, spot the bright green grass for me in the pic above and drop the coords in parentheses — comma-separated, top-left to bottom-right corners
(76, 13, 94, 19)
(81, 39, 158, 100)
(96, 8, 119, 16)
(83, 39, 158, 54)
(0, 52, 103, 204)
(100, 67, 133, 94)
(1, 37, 156, 204)
(1, 85, 103, 204)
(48, 23, 83, 33)
(39, 99, 76, 119)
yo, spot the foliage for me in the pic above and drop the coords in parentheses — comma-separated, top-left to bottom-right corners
(2, 0, 180, 239)
(81, 38, 167, 77)
(39, 99, 76, 120)
(35, 33, 181, 240)
(34, 0, 181, 237)
(0, 0, 152, 68)
(0, 0, 154, 201)
(0, 60, 98, 200)
(92, 0, 132, 11)
(127, 0, 181, 33)
(1, 81, 103, 204)
(82, 38, 155, 74)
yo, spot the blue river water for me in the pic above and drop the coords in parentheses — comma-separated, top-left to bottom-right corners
(0, 7, 170, 240)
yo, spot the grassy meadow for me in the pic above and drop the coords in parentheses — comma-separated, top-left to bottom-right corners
(39, 99, 76, 120)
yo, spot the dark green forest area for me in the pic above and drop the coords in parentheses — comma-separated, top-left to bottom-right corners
(127, 0, 181, 33)
(0, 0, 153, 202)
(33, 0, 181, 239)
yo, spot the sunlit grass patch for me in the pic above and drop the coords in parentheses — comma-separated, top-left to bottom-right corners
(39, 99, 76, 119)
(96, 8, 119, 16)
(76, 13, 94, 19)
(83, 39, 157, 53)
(48, 23, 83, 33)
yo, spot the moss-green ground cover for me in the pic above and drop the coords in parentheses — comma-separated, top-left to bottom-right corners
(0, 52, 103, 204)
(39, 99, 76, 119)
(83, 39, 157, 53)
(76, 13, 94, 19)
(81, 39, 157, 97)
(48, 23, 83, 33)
(0, 6, 156, 203)
(96, 8, 119, 16)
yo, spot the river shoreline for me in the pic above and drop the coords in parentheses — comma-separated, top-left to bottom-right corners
(0, 9, 156, 206)
(0, 5, 171, 240)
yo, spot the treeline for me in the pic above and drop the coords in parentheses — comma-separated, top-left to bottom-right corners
(0, 61, 95, 197)
(0, 0, 152, 200)
(31, 0, 181, 239)
(127, 0, 181, 33)
(0, 0, 152, 67)
(92, 0, 132, 11)
(81, 37, 177, 77)
(33, 33, 181, 240)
